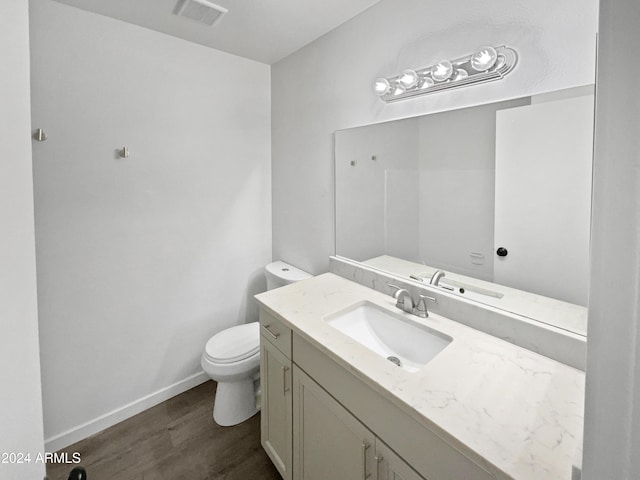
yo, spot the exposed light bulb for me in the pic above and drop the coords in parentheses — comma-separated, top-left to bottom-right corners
(431, 61, 454, 82)
(454, 69, 469, 81)
(373, 78, 391, 95)
(470, 46, 498, 71)
(420, 77, 435, 89)
(398, 69, 419, 89)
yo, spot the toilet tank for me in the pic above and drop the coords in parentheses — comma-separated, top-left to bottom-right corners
(265, 261, 312, 290)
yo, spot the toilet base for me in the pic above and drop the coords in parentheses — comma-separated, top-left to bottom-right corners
(213, 378, 259, 426)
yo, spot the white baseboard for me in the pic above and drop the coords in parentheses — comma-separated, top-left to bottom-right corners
(45, 371, 209, 452)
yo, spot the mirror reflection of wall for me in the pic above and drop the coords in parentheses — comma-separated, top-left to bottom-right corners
(416, 97, 530, 282)
(335, 116, 421, 262)
(335, 86, 594, 312)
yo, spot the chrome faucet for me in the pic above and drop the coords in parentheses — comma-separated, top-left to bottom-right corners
(429, 270, 445, 286)
(388, 284, 436, 317)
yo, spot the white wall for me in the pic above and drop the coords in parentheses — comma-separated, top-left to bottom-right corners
(272, 0, 598, 275)
(30, 0, 271, 448)
(583, 0, 640, 477)
(0, 0, 46, 478)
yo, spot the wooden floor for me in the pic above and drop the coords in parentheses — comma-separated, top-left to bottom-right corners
(46, 381, 281, 480)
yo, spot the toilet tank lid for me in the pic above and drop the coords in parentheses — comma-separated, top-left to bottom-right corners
(265, 261, 312, 282)
(204, 322, 259, 364)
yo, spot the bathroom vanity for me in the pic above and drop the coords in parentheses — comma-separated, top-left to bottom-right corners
(255, 274, 584, 480)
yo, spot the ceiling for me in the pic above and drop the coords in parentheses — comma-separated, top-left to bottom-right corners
(51, 0, 383, 64)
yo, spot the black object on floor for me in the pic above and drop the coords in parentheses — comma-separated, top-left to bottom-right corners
(68, 467, 87, 480)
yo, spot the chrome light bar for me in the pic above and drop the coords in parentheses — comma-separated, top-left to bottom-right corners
(374, 45, 518, 103)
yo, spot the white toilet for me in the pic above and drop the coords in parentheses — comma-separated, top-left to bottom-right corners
(201, 261, 311, 426)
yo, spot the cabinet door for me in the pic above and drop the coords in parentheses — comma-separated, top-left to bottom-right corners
(261, 336, 292, 480)
(293, 366, 376, 480)
(375, 440, 426, 480)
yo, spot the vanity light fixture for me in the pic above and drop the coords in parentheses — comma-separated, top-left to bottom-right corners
(373, 45, 517, 103)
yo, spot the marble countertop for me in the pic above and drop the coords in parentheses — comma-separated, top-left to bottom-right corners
(255, 273, 584, 480)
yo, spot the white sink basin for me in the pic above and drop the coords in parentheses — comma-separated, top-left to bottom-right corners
(325, 302, 452, 372)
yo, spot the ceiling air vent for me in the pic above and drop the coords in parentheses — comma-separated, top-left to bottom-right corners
(175, 0, 228, 27)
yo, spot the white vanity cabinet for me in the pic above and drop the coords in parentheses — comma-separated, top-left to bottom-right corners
(260, 312, 293, 480)
(293, 365, 424, 480)
(293, 365, 377, 480)
(259, 308, 493, 480)
(256, 274, 586, 480)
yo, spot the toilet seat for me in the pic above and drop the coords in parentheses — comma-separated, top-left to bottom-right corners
(204, 322, 259, 364)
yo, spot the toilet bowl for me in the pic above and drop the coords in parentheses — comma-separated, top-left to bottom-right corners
(202, 261, 311, 426)
(201, 322, 260, 426)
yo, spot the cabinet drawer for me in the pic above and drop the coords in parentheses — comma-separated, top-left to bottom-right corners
(260, 310, 292, 357)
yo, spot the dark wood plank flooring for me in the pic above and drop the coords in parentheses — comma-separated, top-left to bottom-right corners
(46, 381, 281, 480)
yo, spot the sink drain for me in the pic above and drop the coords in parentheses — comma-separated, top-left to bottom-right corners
(387, 356, 402, 367)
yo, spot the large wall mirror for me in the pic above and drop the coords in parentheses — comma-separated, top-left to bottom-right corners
(335, 86, 594, 336)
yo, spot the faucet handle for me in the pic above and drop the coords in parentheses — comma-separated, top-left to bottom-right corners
(415, 294, 437, 318)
